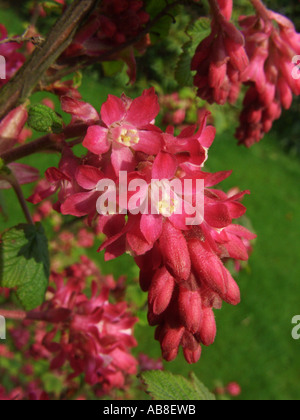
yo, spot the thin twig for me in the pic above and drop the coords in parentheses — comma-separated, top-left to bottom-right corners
(0, 35, 45, 46)
(9, 173, 34, 225)
(0, 124, 88, 165)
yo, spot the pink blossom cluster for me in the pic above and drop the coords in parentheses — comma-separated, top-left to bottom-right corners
(191, 0, 300, 146)
(191, 0, 249, 105)
(30, 88, 256, 363)
(236, 2, 300, 146)
(0, 24, 25, 88)
(29, 262, 138, 393)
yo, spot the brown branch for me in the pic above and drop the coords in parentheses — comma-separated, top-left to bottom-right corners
(0, 123, 88, 165)
(0, 0, 99, 120)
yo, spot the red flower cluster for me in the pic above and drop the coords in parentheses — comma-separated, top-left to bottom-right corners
(28, 261, 138, 393)
(191, 0, 300, 146)
(191, 0, 248, 105)
(31, 88, 256, 363)
(63, 0, 150, 82)
(0, 24, 25, 88)
(236, 1, 300, 146)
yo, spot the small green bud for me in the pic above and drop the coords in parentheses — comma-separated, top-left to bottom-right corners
(28, 104, 63, 134)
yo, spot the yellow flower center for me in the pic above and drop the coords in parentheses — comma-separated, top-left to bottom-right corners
(117, 128, 140, 147)
(158, 198, 178, 217)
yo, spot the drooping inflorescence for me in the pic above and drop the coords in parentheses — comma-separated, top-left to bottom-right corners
(29, 88, 256, 363)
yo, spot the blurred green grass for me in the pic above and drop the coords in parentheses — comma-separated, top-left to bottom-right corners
(1, 4, 300, 401)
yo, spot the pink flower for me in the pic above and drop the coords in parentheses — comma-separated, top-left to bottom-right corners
(82, 88, 163, 174)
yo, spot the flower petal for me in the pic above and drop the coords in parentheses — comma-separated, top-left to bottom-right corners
(101, 95, 126, 126)
(205, 202, 232, 228)
(61, 96, 99, 123)
(152, 152, 177, 180)
(140, 214, 163, 244)
(134, 130, 162, 155)
(76, 165, 104, 190)
(126, 88, 160, 127)
(83, 125, 110, 155)
(61, 192, 98, 217)
(111, 145, 136, 175)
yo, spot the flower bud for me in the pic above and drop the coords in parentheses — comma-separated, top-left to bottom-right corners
(178, 287, 202, 333)
(148, 267, 175, 315)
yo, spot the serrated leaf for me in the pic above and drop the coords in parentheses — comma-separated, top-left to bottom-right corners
(189, 372, 216, 401)
(141, 370, 216, 401)
(175, 18, 212, 87)
(187, 18, 211, 46)
(146, 0, 180, 41)
(0, 224, 50, 310)
(175, 42, 194, 87)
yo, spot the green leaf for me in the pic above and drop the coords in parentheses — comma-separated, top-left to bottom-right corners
(187, 18, 211, 46)
(28, 104, 63, 134)
(189, 372, 216, 401)
(141, 370, 216, 401)
(175, 18, 212, 87)
(0, 224, 50, 310)
(146, 0, 180, 41)
(175, 41, 194, 87)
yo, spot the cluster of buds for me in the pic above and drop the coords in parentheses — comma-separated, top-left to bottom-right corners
(0, 24, 25, 88)
(30, 88, 256, 363)
(191, 0, 300, 146)
(191, 0, 249, 105)
(62, 0, 150, 82)
(236, 1, 300, 146)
